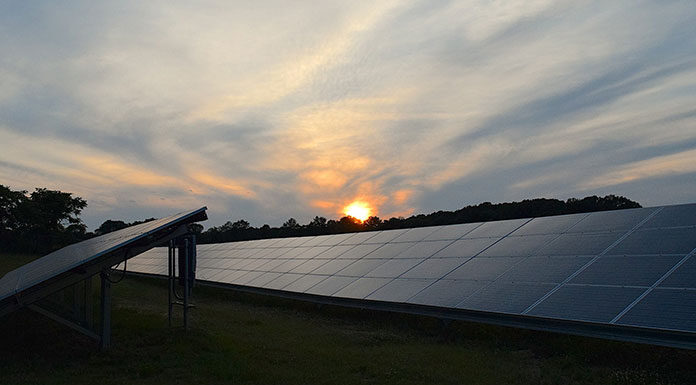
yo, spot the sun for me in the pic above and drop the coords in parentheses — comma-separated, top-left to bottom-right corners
(344, 201, 371, 222)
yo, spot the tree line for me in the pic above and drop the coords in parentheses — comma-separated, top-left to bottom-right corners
(197, 195, 641, 243)
(0, 184, 641, 254)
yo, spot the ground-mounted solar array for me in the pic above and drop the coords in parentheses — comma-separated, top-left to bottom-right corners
(0, 207, 208, 312)
(128, 204, 696, 348)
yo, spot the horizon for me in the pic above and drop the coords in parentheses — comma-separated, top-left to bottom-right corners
(76, 193, 653, 232)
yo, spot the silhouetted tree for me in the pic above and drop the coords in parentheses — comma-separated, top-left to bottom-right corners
(0, 185, 25, 232)
(94, 220, 128, 236)
(188, 223, 204, 236)
(282, 218, 300, 229)
(19, 188, 87, 232)
(0, 185, 88, 253)
(326, 216, 363, 233)
(307, 216, 328, 228)
(129, 217, 157, 226)
(364, 216, 382, 230)
(230, 219, 251, 230)
(94, 217, 157, 236)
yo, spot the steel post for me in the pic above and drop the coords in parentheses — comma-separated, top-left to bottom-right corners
(99, 271, 111, 350)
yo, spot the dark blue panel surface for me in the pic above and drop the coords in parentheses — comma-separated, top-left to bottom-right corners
(528, 285, 644, 323)
(616, 288, 696, 332)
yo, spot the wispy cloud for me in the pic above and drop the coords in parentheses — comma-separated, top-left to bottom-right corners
(582, 148, 696, 190)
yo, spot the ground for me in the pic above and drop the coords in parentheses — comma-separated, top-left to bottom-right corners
(1, 253, 695, 385)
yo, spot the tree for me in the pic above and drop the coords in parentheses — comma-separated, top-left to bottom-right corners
(0, 185, 25, 231)
(94, 220, 129, 236)
(327, 216, 363, 233)
(231, 219, 251, 230)
(566, 195, 640, 213)
(364, 216, 382, 230)
(281, 218, 300, 229)
(220, 219, 251, 232)
(0, 185, 26, 248)
(20, 188, 87, 232)
(0, 185, 88, 253)
(130, 217, 157, 226)
(188, 223, 204, 235)
(307, 216, 327, 228)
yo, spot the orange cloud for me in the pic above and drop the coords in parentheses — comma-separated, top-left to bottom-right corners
(310, 200, 337, 210)
(189, 172, 257, 199)
(392, 189, 415, 205)
(81, 155, 182, 187)
(301, 169, 348, 191)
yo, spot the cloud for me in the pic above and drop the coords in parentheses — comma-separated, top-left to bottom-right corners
(0, 0, 695, 229)
(581, 148, 696, 190)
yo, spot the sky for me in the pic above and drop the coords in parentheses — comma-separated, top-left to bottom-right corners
(1, 1, 696, 230)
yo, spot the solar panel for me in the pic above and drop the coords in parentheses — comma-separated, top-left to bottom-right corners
(127, 203, 696, 348)
(409, 279, 486, 307)
(617, 289, 696, 331)
(460, 282, 557, 314)
(0, 207, 207, 315)
(528, 285, 647, 323)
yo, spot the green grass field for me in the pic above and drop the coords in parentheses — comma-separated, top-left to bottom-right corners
(1, 253, 696, 385)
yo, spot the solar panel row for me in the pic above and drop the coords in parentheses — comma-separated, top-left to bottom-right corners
(128, 204, 696, 336)
(0, 208, 208, 304)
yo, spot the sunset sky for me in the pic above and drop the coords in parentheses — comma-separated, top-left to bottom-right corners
(1, 1, 695, 229)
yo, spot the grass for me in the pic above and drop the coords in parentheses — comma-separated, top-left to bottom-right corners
(1, 253, 696, 385)
(0, 253, 36, 274)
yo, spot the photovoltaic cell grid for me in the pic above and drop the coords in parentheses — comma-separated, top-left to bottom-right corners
(128, 204, 696, 335)
(0, 207, 207, 303)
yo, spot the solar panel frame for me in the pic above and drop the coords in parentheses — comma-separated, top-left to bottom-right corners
(1, 207, 207, 317)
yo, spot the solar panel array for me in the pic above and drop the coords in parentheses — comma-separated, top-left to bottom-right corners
(128, 204, 696, 336)
(0, 207, 207, 304)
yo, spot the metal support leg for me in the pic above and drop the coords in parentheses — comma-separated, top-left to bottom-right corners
(85, 277, 93, 329)
(167, 234, 196, 330)
(168, 240, 174, 327)
(184, 238, 189, 331)
(100, 272, 112, 350)
(72, 283, 80, 321)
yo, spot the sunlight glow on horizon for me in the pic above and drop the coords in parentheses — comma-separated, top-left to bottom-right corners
(343, 201, 372, 222)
